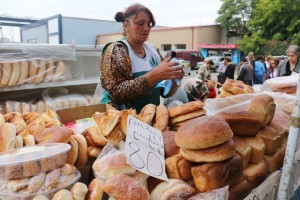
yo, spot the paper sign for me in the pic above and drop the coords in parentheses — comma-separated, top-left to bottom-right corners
(125, 115, 168, 181)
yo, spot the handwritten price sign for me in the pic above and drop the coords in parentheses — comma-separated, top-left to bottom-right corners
(125, 115, 168, 181)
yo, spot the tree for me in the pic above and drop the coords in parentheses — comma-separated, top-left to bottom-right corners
(216, 0, 257, 36)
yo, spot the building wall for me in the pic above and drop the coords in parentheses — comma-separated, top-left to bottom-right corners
(21, 24, 48, 44)
(62, 17, 123, 45)
(97, 25, 223, 54)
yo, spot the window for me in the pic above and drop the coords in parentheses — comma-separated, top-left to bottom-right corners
(28, 39, 37, 44)
(191, 52, 198, 58)
(161, 44, 172, 51)
(175, 44, 186, 49)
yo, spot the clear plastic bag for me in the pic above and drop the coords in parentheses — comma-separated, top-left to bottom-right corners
(188, 185, 229, 200)
(261, 74, 298, 94)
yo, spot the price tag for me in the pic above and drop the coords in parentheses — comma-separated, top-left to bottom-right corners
(125, 115, 168, 181)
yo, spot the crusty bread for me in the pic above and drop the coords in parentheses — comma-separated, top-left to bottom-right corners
(139, 103, 156, 124)
(244, 136, 266, 164)
(0, 62, 12, 86)
(215, 110, 261, 136)
(175, 116, 233, 149)
(93, 112, 120, 136)
(71, 182, 88, 200)
(4, 112, 27, 134)
(0, 123, 16, 152)
(86, 126, 108, 147)
(17, 61, 29, 85)
(52, 189, 73, 200)
(162, 130, 180, 158)
(150, 179, 196, 200)
(36, 126, 72, 144)
(243, 160, 268, 188)
(180, 139, 236, 163)
(107, 125, 125, 145)
(264, 143, 286, 173)
(232, 136, 252, 168)
(169, 108, 206, 124)
(119, 109, 136, 135)
(23, 112, 45, 138)
(66, 136, 79, 165)
(73, 134, 88, 167)
(247, 94, 276, 127)
(257, 125, 283, 154)
(34, 60, 47, 84)
(165, 154, 194, 181)
(191, 154, 243, 192)
(86, 178, 104, 200)
(27, 60, 38, 84)
(7, 62, 21, 86)
(153, 105, 169, 131)
(229, 177, 253, 200)
(168, 101, 204, 118)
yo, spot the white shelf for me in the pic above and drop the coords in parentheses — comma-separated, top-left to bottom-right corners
(0, 77, 100, 92)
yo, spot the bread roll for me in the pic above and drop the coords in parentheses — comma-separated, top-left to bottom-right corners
(23, 134, 35, 146)
(165, 154, 194, 181)
(153, 105, 169, 131)
(0, 62, 12, 86)
(35, 126, 72, 144)
(86, 126, 108, 147)
(4, 112, 27, 133)
(52, 189, 73, 200)
(88, 146, 102, 158)
(34, 60, 46, 84)
(232, 136, 252, 168)
(41, 109, 61, 128)
(168, 101, 204, 118)
(169, 108, 206, 124)
(73, 134, 88, 167)
(17, 61, 29, 85)
(180, 139, 236, 163)
(7, 177, 30, 191)
(15, 134, 24, 148)
(27, 60, 38, 84)
(175, 116, 233, 149)
(150, 179, 196, 200)
(66, 136, 78, 165)
(7, 62, 21, 86)
(243, 160, 268, 188)
(52, 61, 67, 82)
(191, 154, 243, 192)
(0, 123, 16, 152)
(86, 178, 104, 200)
(23, 112, 45, 138)
(60, 163, 77, 175)
(28, 172, 46, 192)
(139, 103, 156, 124)
(21, 102, 31, 114)
(44, 168, 60, 189)
(247, 94, 276, 126)
(162, 130, 180, 158)
(244, 136, 266, 164)
(44, 60, 54, 82)
(215, 110, 261, 136)
(71, 182, 88, 200)
(103, 173, 150, 200)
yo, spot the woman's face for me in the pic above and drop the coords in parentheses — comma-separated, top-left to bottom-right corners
(270, 60, 277, 69)
(287, 53, 299, 64)
(124, 11, 151, 43)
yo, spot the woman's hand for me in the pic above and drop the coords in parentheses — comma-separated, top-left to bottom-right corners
(145, 56, 184, 87)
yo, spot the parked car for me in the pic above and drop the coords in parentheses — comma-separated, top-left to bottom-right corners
(166, 50, 204, 70)
(196, 56, 224, 72)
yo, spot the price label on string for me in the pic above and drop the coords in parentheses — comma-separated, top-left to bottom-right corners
(125, 115, 168, 181)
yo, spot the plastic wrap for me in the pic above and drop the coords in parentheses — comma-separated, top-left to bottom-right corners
(261, 74, 298, 94)
(188, 185, 229, 200)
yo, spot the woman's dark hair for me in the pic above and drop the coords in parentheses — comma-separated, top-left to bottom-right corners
(114, 3, 156, 27)
(207, 59, 214, 66)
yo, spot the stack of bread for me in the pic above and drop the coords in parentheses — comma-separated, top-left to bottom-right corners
(0, 60, 69, 87)
(263, 74, 297, 95)
(215, 94, 287, 199)
(218, 79, 254, 98)
(167, 101, 206, 131)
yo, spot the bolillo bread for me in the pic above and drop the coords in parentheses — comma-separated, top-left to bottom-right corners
(86, 178, 104, 200)
(71, 182, 88, 200)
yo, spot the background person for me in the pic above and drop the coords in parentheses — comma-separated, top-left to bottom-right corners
(100, 3, 184, 112)
(237, 57, 253, 86)
(253, 56, 265, 84)
(266, 58, 279, 79)
(197, 59, 214, 81)
(277, 45, 300, 76)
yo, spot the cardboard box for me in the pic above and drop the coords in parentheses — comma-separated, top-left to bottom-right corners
(56, 104, 113, 185)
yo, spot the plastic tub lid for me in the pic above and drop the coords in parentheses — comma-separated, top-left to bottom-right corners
(0, 143, 71, 166)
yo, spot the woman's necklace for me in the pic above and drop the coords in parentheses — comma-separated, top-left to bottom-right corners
(133, 48, 146, 59)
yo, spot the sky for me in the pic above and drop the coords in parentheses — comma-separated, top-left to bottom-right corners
(1, 0, 222, 42)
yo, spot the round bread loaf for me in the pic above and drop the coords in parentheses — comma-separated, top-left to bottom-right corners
(162, 130, 180, 158)
(180, 139, 236, 162)
(175, 116, 233, 149)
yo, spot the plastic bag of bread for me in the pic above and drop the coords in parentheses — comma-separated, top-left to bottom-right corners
(188, 185, 229, 200)
(262, 74, 298, 95)
(92, 141, 136, 181)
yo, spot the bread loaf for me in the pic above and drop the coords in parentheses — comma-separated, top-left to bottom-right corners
(175, 116, 233, 149)
(36, 126, 72, 144)
(52, 61, 67, 81)
(257, 125, 283, 154)
(247, 94, 276, 126)
(0, 123, 16, 152)
(153, 105, 169, 131)
(93, 112, 120, 136)
(168, 101, 204, 118)
(191, 154, 243, 192)
(17, 61, 29, 85)
(264, 143, 286, 173)
(34, 60, 46, 84)
(165, 154, 194, 181)
(44, 60, 54, 82)
(139, 103, 156, 124)
(229, 177, 252, 200)
(73, 134, 88, 167)
(232, 136, 252, 168)
(71, 182, 88, 200)
(162, 130, 180, 158)
(66, 136, 78, 165)
(180, 139, 236, 163)
(27, 60, 38, 84)
(244, 136, 266, 164)
(0, 62, 12, 86)
(169, 108, 206, 124)
(216, 110, 261, 136)
(243, 160, 268, 188)
(8, 62, 21, 86)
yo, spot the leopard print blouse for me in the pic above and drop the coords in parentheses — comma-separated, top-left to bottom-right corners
(100, 42, 153, 110)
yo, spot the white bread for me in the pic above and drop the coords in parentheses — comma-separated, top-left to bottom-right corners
(73, 134, 88, 167)
(44, 60, 54, 82)
(8, 62, 21, 86)
(52, 189, 74, 200)
(0, 123, 16, 152)
(66, 136, 79, 165)
(27, 60, 38, 84)
(34, 60, 46, 84)
(244, 136, 266, 164)
(17, 61, 29, 85)
(0, 62, 12, 86)
(86, 178, 104, 200)
(71, 182, 88, 200)
(52, 61, 67, 82)
(139, 103, 156, 124)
